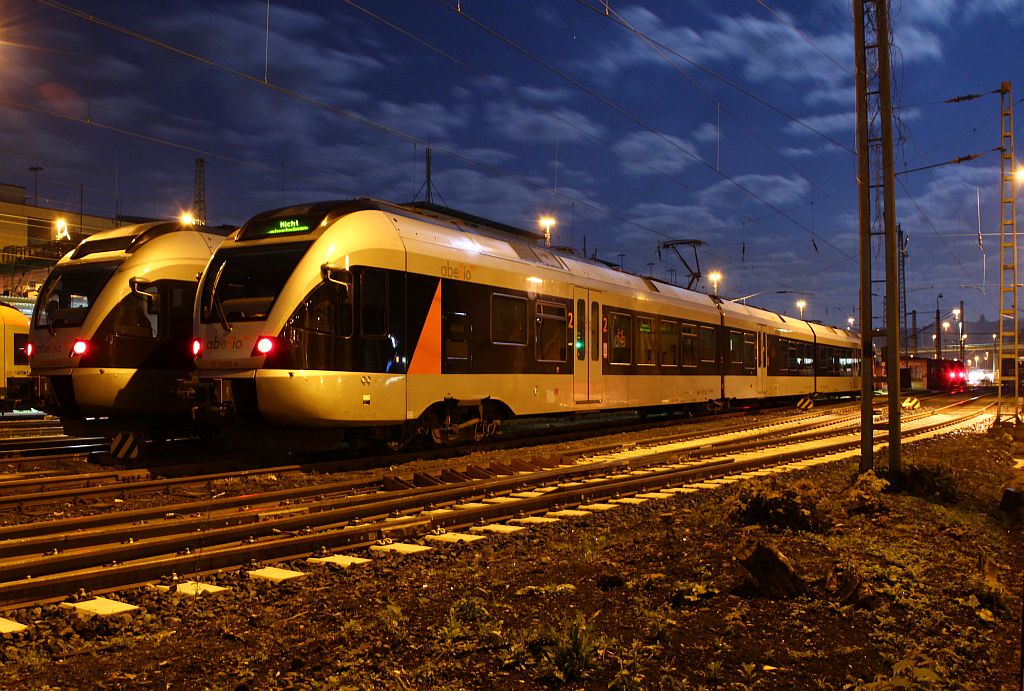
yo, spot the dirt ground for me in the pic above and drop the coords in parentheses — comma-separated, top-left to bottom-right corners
(0, 422, 1021, 690)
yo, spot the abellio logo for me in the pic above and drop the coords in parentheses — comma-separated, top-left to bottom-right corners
(206, 336, 245, 351)
(440, 260, 472, 280)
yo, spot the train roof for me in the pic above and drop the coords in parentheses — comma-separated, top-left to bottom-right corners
(68, 220, 234, 261)
(237, 198, 545, 243)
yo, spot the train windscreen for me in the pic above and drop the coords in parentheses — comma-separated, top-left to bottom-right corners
(199, 242, 311, 324)
(34, 261, 119, 329)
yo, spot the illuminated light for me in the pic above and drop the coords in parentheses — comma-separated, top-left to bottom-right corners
(70, 339, 89, 357)
(25, 342, 33, 358)
(191, 338, 202, 358)
(1016, 167, 1024, 184)
(708, 271, 722, 296)
(54, 218, 70, 241)
(180, 212, 195, 226)
(253, 336, 275, 356)
(265, 218, 310, 235)
(526, 276, 543, 284)
(538, 215, 556, 247)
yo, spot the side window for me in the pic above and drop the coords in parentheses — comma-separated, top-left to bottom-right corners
(609, 312, 631, 364)
(576, 299, 586, 361)
(802, 342, 814, 373)
(536, 302, 567, 362)
(699, 325, 716, 363)
(788, 342, 800, 372)
(444, 312, 471, 366)
(637, 317, 656, 366)
(12, 333, 28, 366)
(681, 323, 698, 367)
(112, 292, 156, 339)
(360, 269, 387, 337)
(660, 320, 678, 367)
(289, 282, 352, 337)
(743, 334, 756, 370)
(491, 294, 527, 345)
(729, 331, 744, 365)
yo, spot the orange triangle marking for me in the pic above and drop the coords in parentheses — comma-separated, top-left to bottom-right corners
(408, 280, 442, 375)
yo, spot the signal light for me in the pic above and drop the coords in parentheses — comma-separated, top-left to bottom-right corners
(25, 342, 33, 358)
(192, 338, 202, 358)
(252, 336, 275, 356)
(70, 339, 89, 357)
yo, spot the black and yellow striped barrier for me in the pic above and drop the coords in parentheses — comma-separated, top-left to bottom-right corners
(796, 397, 814, 410)
(110, 431, 143, 461)
(901, 397, 921, 410)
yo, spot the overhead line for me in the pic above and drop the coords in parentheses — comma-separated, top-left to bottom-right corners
(754, 0, 853, 77)
(439, 0, 852, 259)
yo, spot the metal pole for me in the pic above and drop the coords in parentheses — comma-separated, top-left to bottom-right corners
(853, 0, 873, 474)
(876, 0, 901, 473)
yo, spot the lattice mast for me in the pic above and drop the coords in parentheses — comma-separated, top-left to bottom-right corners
(996, 82, 1018, 420)
(192, 158, 207, 226)
(854, 0, 901, 473)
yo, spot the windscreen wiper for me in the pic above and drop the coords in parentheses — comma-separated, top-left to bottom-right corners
(206, 260, 232, 333)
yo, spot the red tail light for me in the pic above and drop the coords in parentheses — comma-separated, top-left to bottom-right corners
(25, 342, 33, 358)
(70, 339, 89, 357)
(192, 338, 202, 358)
(252, 336, 276, 356)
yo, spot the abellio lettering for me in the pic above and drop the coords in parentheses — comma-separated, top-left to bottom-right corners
(440, 260, 472, 280)
(206, 336, 245, 351)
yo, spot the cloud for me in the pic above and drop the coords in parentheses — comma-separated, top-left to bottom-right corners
(692, 122, 719, 143)
(483, 101, 606, 143)
(616, 131, 698, 176)
(784, 111, 856, 137)
(697, 173, 810, 207)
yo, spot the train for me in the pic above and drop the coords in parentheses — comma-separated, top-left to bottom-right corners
(27, 219, 232, 455)
(0, 303, 31, 412)
(185, 198, 862, 451)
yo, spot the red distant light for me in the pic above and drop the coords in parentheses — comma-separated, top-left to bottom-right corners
(255, 337, 274, 355)
(192, 338, 202, 358)
(70, 339, 88, 357)
(25, 342, 33, 358)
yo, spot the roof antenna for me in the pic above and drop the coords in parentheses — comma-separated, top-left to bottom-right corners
(412, 146, 448, 207)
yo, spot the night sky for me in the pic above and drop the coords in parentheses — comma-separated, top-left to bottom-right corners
(1, 1, 1021, 330)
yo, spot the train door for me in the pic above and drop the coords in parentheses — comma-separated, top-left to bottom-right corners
(573, 288, 602, 403)
(756, 325, 769, 395)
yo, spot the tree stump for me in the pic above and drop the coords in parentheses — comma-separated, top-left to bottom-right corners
(735, 539, 805, 598)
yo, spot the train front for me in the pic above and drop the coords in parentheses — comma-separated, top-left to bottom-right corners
(29, 221, 225, 437)
(190, 201, 408, 449)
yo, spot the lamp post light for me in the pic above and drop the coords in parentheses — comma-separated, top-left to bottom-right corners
(935, 292, 943, 359)
(708, 271, 722, 296)
(538, 215, 556, 248)
(942, 321, 950, 358)
(796, 299, 807, 319)
(848, 316, 855, 330)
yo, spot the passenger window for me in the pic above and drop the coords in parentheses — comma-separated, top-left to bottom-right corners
(609, 312, 631, 364)
(699, 326, 716, 363)
(637, 317, 656, 366)
(729, 331, 744, 365)
(680, 323, 698, 367)
(290, 283, 352, 337)
(660, 320, 678, 366)
(536, 302, 567, 362)
(444, 312, 471, 369)
(743, 334, 756, 370)
(491, 294, 527, 345)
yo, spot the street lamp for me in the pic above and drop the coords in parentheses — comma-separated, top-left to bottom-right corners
(708, 271, 722, 296)
(796, 299, 807, 319)
(53, 218, 69, 241)
(28, 165, 43, 206)
(538, 215, 556, 248)
(179, 212, 195, 226)
(848, 316, 855, 330)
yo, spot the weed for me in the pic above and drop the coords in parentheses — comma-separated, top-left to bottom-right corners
(854, 652, 948, 689)
(738, 661, 761, 688)
(541, 612, 600, 684)
(376, 600, 407, 638)
(844, 469, 890, 515)
(704, 659, 724, 685)
(609, 640, 648, 691)
(642, 604, 677, 644)
(728, 477, 835, 532)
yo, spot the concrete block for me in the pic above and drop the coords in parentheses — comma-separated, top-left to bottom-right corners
(61, 597, 139, 617)
(247, 566, 307, 583)
(308, 554, 371, 568)
(424, 532, 486, 545)
(0, 618, 27, 634)
(546, 509, 592, 517)
(509, 516, 560, 525)
(370, 542, 433, 556)
(469, 523, 526, 534)
(158, 581, 229, 596)
(579, 502, 620, 510)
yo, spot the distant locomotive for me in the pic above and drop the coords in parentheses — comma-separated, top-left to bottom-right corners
(29, 220, 232, 450)
(187, 198, 861, 451)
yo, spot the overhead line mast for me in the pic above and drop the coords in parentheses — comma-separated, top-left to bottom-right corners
(996, 82, 1018, 422)
(854, 0, 901, 474)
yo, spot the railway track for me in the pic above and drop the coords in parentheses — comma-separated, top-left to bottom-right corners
(0, 393, 992, 611)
